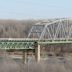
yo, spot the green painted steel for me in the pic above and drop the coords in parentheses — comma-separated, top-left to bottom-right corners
(0, 41, 34, 50)
(0, 39, 72, 49)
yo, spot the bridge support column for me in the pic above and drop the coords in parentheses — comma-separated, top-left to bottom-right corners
(35, 44, 40, 62)
(23, 50, 27, 64)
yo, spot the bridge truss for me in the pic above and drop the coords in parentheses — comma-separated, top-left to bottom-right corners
(28, 18, 72, 41)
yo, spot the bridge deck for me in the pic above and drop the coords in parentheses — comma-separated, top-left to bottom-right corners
(0, 38, 72, 49)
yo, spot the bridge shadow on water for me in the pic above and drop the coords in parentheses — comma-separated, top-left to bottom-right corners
(0, 50, 72, 72)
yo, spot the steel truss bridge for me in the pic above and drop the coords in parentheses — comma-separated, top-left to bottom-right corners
(1, 18, 72, 50)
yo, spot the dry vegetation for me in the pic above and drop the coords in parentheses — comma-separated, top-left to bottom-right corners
(0, 19, 37, 38)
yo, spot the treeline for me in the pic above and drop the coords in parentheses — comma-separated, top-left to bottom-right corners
(0, 20, 37, 38)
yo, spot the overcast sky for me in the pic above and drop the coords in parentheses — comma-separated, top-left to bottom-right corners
(0, 0, 72, 19)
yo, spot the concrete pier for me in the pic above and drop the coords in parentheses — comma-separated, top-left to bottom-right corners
(35, 44, 40, 62)
(23, 50, 27, 64)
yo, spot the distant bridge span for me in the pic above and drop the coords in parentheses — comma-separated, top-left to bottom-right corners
(0, 18, 72, 49)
